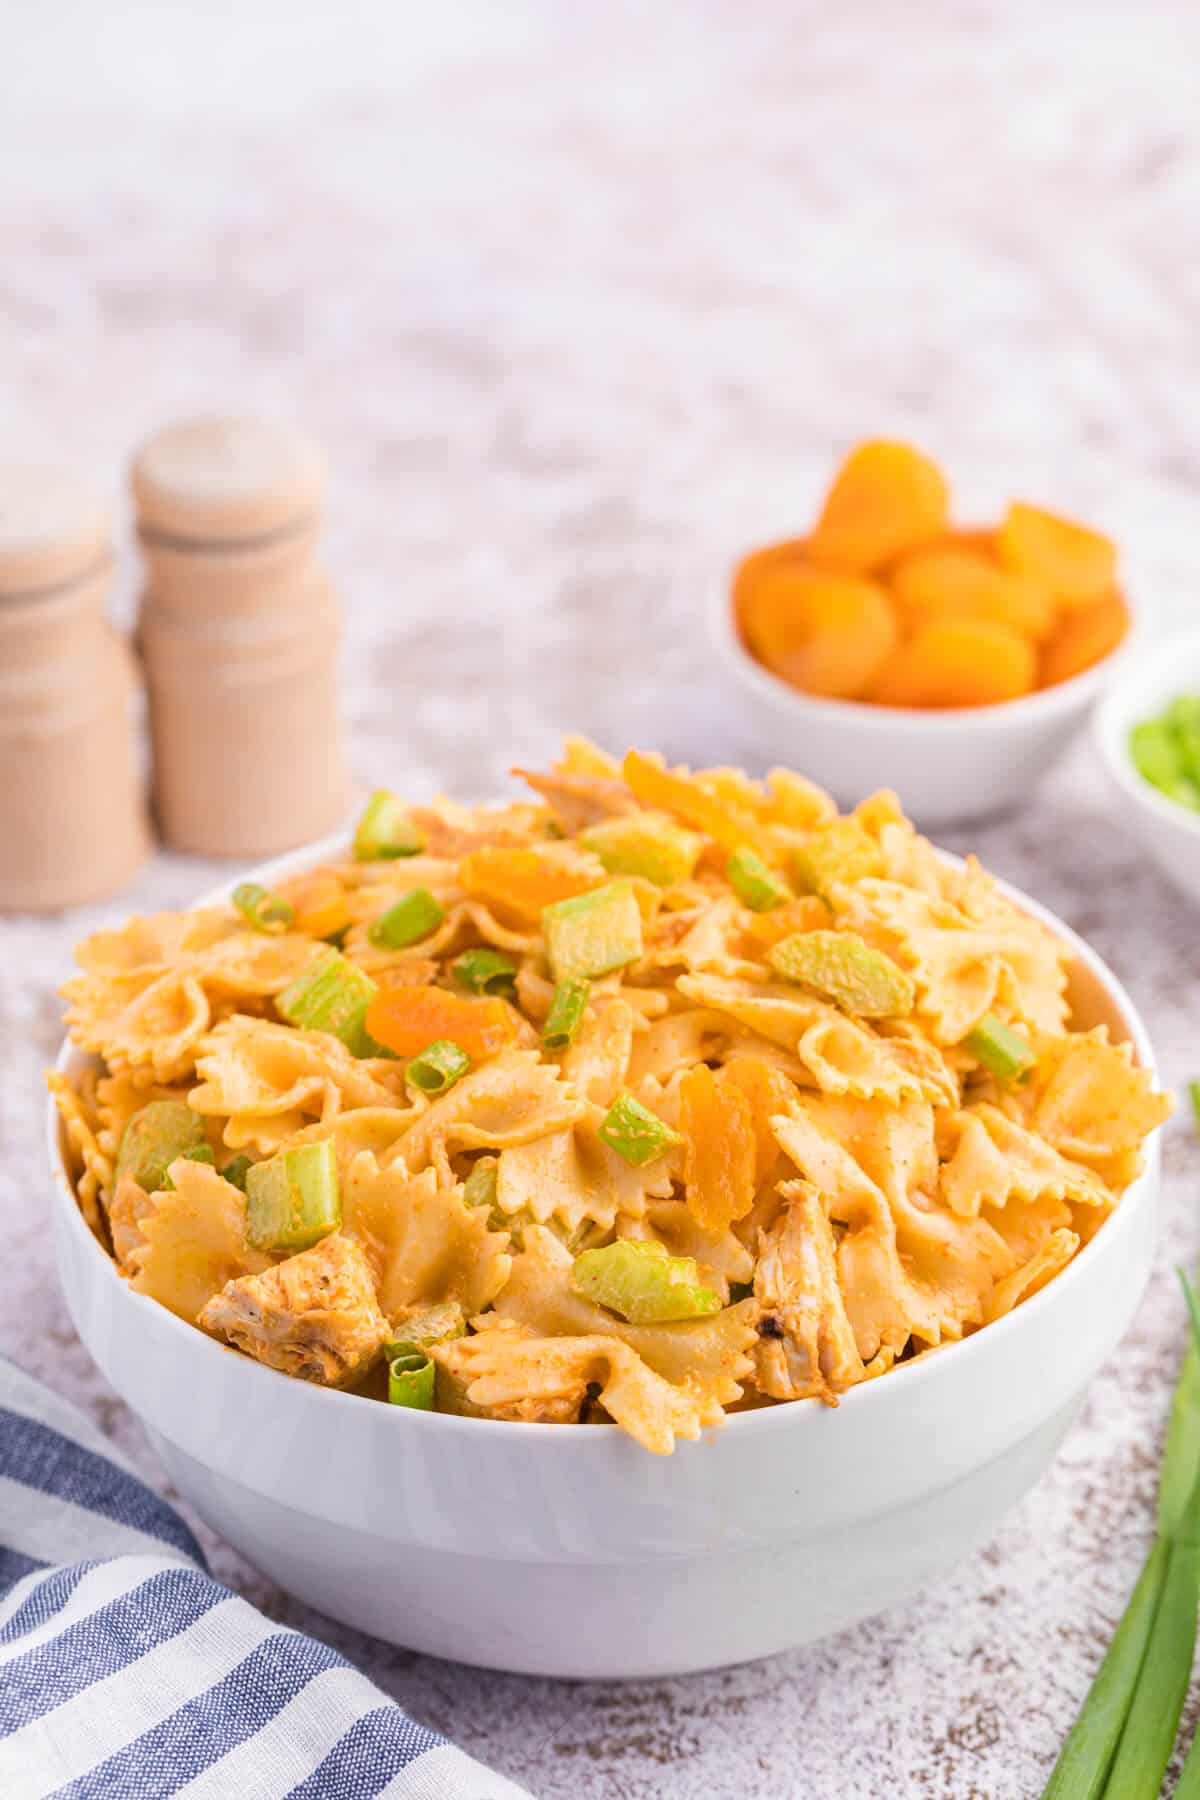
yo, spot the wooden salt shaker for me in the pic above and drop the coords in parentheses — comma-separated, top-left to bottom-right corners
(0, 465, 149, 910)
(133, 418, 348, 857)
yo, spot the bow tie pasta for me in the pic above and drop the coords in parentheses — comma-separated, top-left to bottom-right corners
(51, 743, 1170, 1454)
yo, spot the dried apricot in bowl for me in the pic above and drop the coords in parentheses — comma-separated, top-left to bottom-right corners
(737, 565, 898, 700)
(869, 617, 1036, 709)
(807, 441, 949, 572)
(891, 546, 1057, 641)
(997, 503, 1117, 607)
(1039, 590, 1129, 688)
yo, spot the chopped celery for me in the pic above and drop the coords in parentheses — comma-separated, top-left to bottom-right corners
(276, 948, 378, 1056)
(597, 1092, 680, 1167)
(579, 813, 704, 886)
(232, 881, 295, 934)
(572, 1239, 721, 1324)
(1190, 1081, 1200, 1131)
(542, 978, 590, 1051)
(245, 1139, 341, 1253)
(220, 1154, 253, 1192)
(792, 819, 883, 899)
(453, 948, 518, 995)
(407, 1039, 470, 1094)
(768, 929, 915, 1018)
(385, 1301, 465, 1354)
(368, 888, 445, 949)
(353, 789, 424, 860)
(543, 880, 643, 983)
(116, 1101, 207, 1194)
(726, 847, 790, 912)
(965, 1012, 1036, 1080)
(387, 1349, 436, 1409)
(463, 1157, 499, 1211)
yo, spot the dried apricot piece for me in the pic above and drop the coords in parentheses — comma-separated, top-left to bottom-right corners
(891, 546, 1056, 641)
(679, 1065, 757, 1231)
(997, 503, 1116, 607)
(458, 847, 600, 927)
(1038, 590, 1129, 688)
(732, 537, 811, 638)
(365, 985, 519, 1060)
(718, 1057, 798, 1186)
(739, 565, 899, 700)
(869, 618, 1036, 709)
(622, 752, 775, 859)
(740, 894, 830, 955)
(807, 441, 949, 572)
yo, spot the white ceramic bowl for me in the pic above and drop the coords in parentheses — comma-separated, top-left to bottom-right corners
(712, 580, 1137, 829)
(49, 839, 1161, 1679)
(1094, 630, 1200, 905)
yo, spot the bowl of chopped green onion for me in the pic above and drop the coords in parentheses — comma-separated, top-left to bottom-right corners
(1095, 631, 1200, 902)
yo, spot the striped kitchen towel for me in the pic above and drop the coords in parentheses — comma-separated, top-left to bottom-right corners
(0, 1357, 532, 1800)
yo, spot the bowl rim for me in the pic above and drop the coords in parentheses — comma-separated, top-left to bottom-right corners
(48, 833, 1162, 1448)
(711, 567, 1138, 732)
(1093, 628, 1200, 843)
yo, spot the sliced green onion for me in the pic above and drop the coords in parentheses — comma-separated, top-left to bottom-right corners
(543, 978, 590, 1051)
(572, 1240, 721, 1324)
(768, 929, 915, 1018)
(353, 789, 425, 860)
(453, 948, 518, 995)
(597, 1092, 680, 1167)
(1189, 1080, 1200, 1132)
(407, 1038, 470, 1094)
(245, 1139, 341, 1253)
(115, 1101, 207, 1194)
(965, 1012, 1036, 1081)
(368, 888, 445, 949)
(463, 1157, 499, 1211)
(276, 948, 378, 1057)
(579, 813, 704, 886)
(220, 1154, 253, 1192)
(232, 881, 295, 935)
(387, 1349, 436, 1409)
(385, 1301, 466, 1353)
(542, 881, 643, 983)
(726, 847, 790, 912)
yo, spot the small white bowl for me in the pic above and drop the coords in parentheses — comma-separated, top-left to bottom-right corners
(712, 580, 1137, 829)
(48, 840, 1161, 1678)
(1095, 630, 1200, 905)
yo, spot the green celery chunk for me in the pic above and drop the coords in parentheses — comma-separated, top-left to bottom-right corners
(220, 1154, 253, 1192)
(407, 1039, 470, 1094)
(116, 1101, 207, 1194)
(385, 1301, 465, 1355)
(453, 948, 518, 995)
(276, 948, 378, 1056)
(543, 977, 590, 1051)
(1190, 1081, 1200, 1132)
(965, 1012, 1035, 1080)
(768, 929, 915, 1018)
(726, 847, 790, 912)
(353, 789, 425, 860)
(232, 881, 295, 934)
(572, 1239, 722, 1324)
(579, 813, 704, 886)
(542, 881, 643, 983)
(245, 1139, 341, 1253)
(463, 1156, 499, 1211)
(387, 1350, 436, 1409)
(792, 819, 883, 899)
(597, 1092, 680, 1167)
(368, 888, 445, 949)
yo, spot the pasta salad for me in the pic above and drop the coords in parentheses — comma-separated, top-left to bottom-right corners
(51, 742, 1169, 1454)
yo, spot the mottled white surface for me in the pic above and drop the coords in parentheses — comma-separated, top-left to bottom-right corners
(5, 2, 1200, 1794)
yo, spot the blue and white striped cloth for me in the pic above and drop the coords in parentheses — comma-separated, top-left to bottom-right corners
(0, 1357, 532, 1800)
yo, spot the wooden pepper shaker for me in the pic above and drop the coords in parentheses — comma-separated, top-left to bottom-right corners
(133, 418, 349, 857)
(0, 465, 149, 911)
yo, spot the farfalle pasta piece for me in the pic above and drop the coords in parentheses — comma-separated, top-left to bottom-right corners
(513, 764, 639, 835)
(494, 1110, 677, 1237)
(493, 1226, 755, 1408)
(983, 1228, 1079, 1324)
(47, 1070, 110, 1233)
(127, 1159, 271, 1323)
(434, 1327, 719, 1453)
(753, 1182, 867, 1403)
(939, 1102, 1109, 1218)
(107, 1173, 153, 1267)
(341, 1151, 511, 1317)
(1017, 1028, 1172, 1175)
(199, 1233, 389, 1387)
(389, 1050, 586, 1182)
(189, 1015, 407, 1153)
(63, 967, 214, 1083)
(282, 1106, 420, 1178)
(558, 995, 635, 1107)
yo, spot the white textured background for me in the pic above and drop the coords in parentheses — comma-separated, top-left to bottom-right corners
(4, 3, 1200, 1794)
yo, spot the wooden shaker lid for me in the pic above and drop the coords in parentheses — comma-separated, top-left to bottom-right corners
(131, 417, 326, 543)
(0, 463, 110, 595)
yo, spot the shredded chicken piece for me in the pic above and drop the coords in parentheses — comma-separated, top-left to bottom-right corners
(511, 767, 639, 834)
(199, 1233, 389, 1387)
